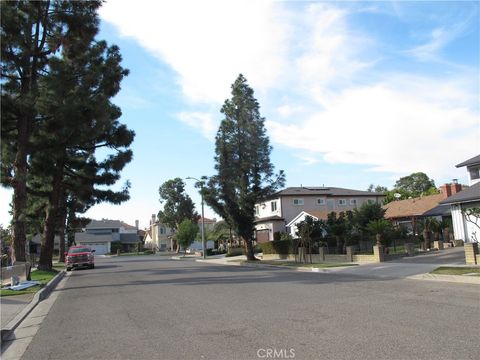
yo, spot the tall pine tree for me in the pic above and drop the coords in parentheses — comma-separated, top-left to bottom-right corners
(1, 0, 102, 263)
(204, 74, 285, 260)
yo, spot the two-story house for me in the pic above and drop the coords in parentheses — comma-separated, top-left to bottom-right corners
(75, 219, 142, 254)
(254, 186, 384, 242)
(144, 214, 176, 251)
(439, 154, 480, 243)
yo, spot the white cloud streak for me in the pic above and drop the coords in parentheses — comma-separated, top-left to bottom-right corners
(100, 0, 479, 182)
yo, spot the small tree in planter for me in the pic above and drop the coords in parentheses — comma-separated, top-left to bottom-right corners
(367, 219, 390, 247)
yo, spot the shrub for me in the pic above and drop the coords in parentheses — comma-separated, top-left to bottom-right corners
(226, 247, 244, 257)
(111, 243, 123, 253)
(259, 239, 294, 255)
(143, 250, 154, 255)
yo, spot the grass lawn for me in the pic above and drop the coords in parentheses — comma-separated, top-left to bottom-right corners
(430, 266, 480, 276)
(0, 269, 59, 297)
(243, 260, 358, 268)
(117, 252, 155, 256)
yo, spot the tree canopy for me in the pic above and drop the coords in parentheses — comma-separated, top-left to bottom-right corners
(158, 178, 199, 231)
(204, 74, 285, 260)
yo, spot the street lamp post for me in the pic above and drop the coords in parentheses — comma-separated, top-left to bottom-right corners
(186, 177, 206, 259)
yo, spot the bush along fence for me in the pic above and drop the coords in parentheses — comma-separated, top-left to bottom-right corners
(258, 239, 424, 264)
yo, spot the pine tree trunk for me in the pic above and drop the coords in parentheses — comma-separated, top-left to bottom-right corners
(58, 198, 67, 263)
(11, 114, 29, 264)
(38, 161, 64, 271)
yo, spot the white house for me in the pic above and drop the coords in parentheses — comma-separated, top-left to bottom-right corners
(254, 186, 384, 243)
(75, 219, 141, 254)
(286, 211, 330, 239)
(439, 155, 480, 243)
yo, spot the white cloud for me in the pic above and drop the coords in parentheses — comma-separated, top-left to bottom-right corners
(267, 79, 479, 180)
(100, 0, 289, 104)
(101, 0, 479, 181)
(178, 112, 216, 140)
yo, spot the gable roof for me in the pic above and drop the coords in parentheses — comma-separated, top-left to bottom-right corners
(439, 182, 480, 205)
(75, 233, 113, 243)
(383, 193, 445, 219)
(273, 187, 384, 198)
(86, 219, 137, 230)
(286, 210, 342, 227)
(456, 154, 480, 168)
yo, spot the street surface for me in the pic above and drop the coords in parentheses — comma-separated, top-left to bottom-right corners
(12, 255, 480, 359)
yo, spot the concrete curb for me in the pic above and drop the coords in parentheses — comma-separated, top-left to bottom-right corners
(1, 270, 66, 344)
(195, 258, 355, 272)
(407, 273, 480, 285)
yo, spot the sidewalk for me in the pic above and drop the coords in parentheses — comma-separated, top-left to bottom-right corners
(1, 294, 35, 328)
(1, 271, 65, 344)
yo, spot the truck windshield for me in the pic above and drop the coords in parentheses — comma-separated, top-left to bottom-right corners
(69, 247, 91, 254)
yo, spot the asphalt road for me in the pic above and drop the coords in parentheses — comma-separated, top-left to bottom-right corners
(19, 256, 480, 360)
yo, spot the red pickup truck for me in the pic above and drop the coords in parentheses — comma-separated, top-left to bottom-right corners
(65, 246, 95, 271)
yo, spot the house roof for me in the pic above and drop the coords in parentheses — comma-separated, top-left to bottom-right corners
(383, 193, 446, 219)
(422, 204, 451, 217)
(254, 215, 285, 224)
(439, 182, 480, 205)
(75, 233, 113, 243)
(86, 219, 137, 230)
(286, 210, 342, 227)
(456, 154, 480, 168)
(273, 186, 384, 198)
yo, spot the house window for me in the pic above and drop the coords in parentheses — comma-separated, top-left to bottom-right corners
(160, 227, 166, 234)
(271, 201, 277, 212)
(338, 199, 347, 206)
(293, 198, 304, 206)
(255, 205, 260, 215)
(316, 198, 325, 206)
(367, 199, 375, 204)
(350, 199, 357, 206)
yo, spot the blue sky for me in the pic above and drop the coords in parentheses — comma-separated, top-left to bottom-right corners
(1, 1, 479, 230)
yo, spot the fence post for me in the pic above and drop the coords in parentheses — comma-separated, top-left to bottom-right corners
(405, 243, 414, 256)
(464, 243, 478, 265)
(433, 241, 444, 250)
(346, 246, 354, 262)
(318, 247, 325, 262)
(373, 245, 384, 263)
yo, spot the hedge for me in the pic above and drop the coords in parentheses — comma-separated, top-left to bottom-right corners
(259, 239, 295, 255)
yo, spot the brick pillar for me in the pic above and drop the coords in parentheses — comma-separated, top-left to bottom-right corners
(318, 247, 325, 262)
(464, 243, 478, 265)
(433, 241, 444, 250)
(373, 245, 384, 263)
(346, 246, 354, 262)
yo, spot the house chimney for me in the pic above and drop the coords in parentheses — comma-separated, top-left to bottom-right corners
(440, 183, 462, 198)
(151, 214, 156, 225)
(135, 220, 139, 230)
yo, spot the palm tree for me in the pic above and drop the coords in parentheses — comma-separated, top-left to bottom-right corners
(366, 219, 390, 246)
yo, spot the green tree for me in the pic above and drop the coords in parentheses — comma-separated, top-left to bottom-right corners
(326, 212, 348, 254)
(366, 219, 391, 246)
(28, 36, 133, 270)
(367, 184, 388, 193)
(204, 74, 285, 261)
(295, 216, 325, 263)
(158, 178, 199, 252)
(394, 172, 437, 198)
(176, 219, 199, 254)
(353, 202, 386, 235)
(1, 0, 102, 263)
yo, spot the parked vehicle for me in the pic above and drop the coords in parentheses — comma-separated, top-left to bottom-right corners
(65, 246, 95, 271)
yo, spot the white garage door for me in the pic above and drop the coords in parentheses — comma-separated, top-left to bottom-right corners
(80, 243, 108, 255)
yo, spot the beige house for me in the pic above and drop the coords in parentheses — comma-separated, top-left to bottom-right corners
(254, 186, 384, 243)
(144, 214, 175, 251)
